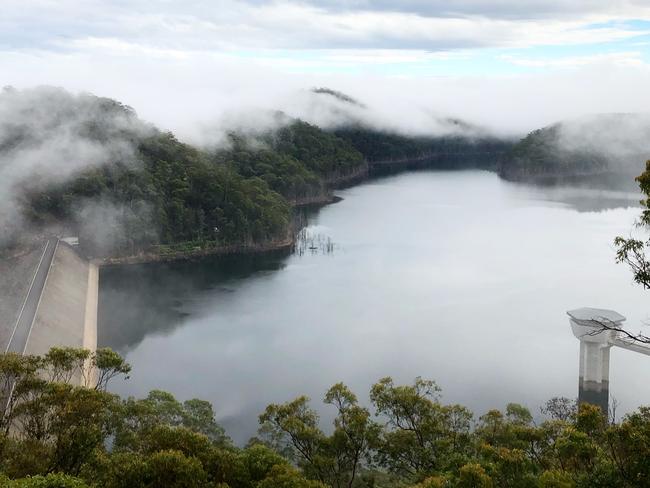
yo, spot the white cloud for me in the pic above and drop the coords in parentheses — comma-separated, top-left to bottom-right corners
(1, 0, 650, 142)
(2, 0, 650, 53)
(273, 0, 650, 21)
(500, 51, 647, 68)
(3, 44, 650, 142)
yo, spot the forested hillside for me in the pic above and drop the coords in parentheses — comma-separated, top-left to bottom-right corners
(499, 114, 650, 181)
(212, 120, 367, 204)
(498, 124, 609, 180)
(333, 125, 512, 169)
(26, 131, 291, 257)
(306, 87, 513, 170)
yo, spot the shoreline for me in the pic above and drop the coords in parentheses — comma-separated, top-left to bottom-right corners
(97, 165, 369, 267)
(88, 165, 644, 268)
(5, 156, 511, 267)
(96, 236, 296, 267)
(11, 160, 638, 268)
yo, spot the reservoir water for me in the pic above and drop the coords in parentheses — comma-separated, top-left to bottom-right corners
(99, 169, 650, 444)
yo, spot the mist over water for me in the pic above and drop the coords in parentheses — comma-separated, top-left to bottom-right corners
(99, 170, 650, 444)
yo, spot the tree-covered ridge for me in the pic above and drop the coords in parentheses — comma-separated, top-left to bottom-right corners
(270, 121, 366, 179)
(0, 86, 144, 154)
(498, 124, 610, 181)
(24, 131, 291, 257)
(499, 114, 650, 181)
(212, 120, 367, 203)
(310, 88, 366, 108)
(2, 347, 650, 487)
(333, 125, 512, 168)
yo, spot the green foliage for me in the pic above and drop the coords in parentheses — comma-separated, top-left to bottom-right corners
(144, 450, 208, 488)
(93, 348, 131, 390)
(614, 160, 650, 294)
(409, 475, 448, 488)
(256, 377, 650, 487)
(217, 134, 323, 202)
(333, 125, 509, 169)
(0, 347, 322, 488)
(43, 348, 90, 385)
(456, 463, 493, 488)
(370, 377, 472, 477)
(259, 383, 380, 488)
(115, 390, 230, 451)
(238, 443, 289, 482)
(271, 121, 365, 178)
(212, 120, 366, 204)
(538, 470, 574, 488)
(23, 127, 291, 257)
(4, 349, 650, 487)
(257, 464, 327, 488)
(498, 124, 609, 180)
(1, 473, 90, 488)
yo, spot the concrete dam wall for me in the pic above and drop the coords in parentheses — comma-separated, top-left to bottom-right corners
(0, 240, 98, 359)
(24, 242, 98, 357)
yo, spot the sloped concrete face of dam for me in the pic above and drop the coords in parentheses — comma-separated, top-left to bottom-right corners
(0, 241, 98, 358)
(25, 243, 98, 356)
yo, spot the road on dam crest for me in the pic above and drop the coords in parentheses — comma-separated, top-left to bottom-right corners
(5, 237, 59, 354)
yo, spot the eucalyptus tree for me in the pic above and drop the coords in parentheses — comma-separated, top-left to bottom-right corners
(369, 377, 473, 478)
(259, 383, 379, 488)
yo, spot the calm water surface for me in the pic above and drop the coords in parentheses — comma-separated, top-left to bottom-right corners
(99, 170, 650, 443)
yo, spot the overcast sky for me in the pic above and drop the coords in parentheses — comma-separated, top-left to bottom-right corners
(3, 1, 650, 137)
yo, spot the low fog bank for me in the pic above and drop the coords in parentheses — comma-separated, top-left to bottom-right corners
(557, 113, 650, 171)
(501, 112, 650, 180)
(7, 44, 650, 145)
(284, 87, 495, 138)
(191, 86, 500, 150)
(0, 86, 154, 247)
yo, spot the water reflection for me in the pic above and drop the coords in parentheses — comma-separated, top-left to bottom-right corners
(506, 172, 641, 213)
(98, 170, 650, 445)
(99, 254, 289, 352)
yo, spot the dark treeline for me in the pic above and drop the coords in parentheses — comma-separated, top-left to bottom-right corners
(1, 347, 649, 488)
(333, 126, 512, 170)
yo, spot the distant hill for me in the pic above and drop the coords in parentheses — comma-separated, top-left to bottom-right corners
(499, 114, 650, 181)
(311, 87, 366, 108)
(301, 87, 514, 169)
(333, 124, 513, 171)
